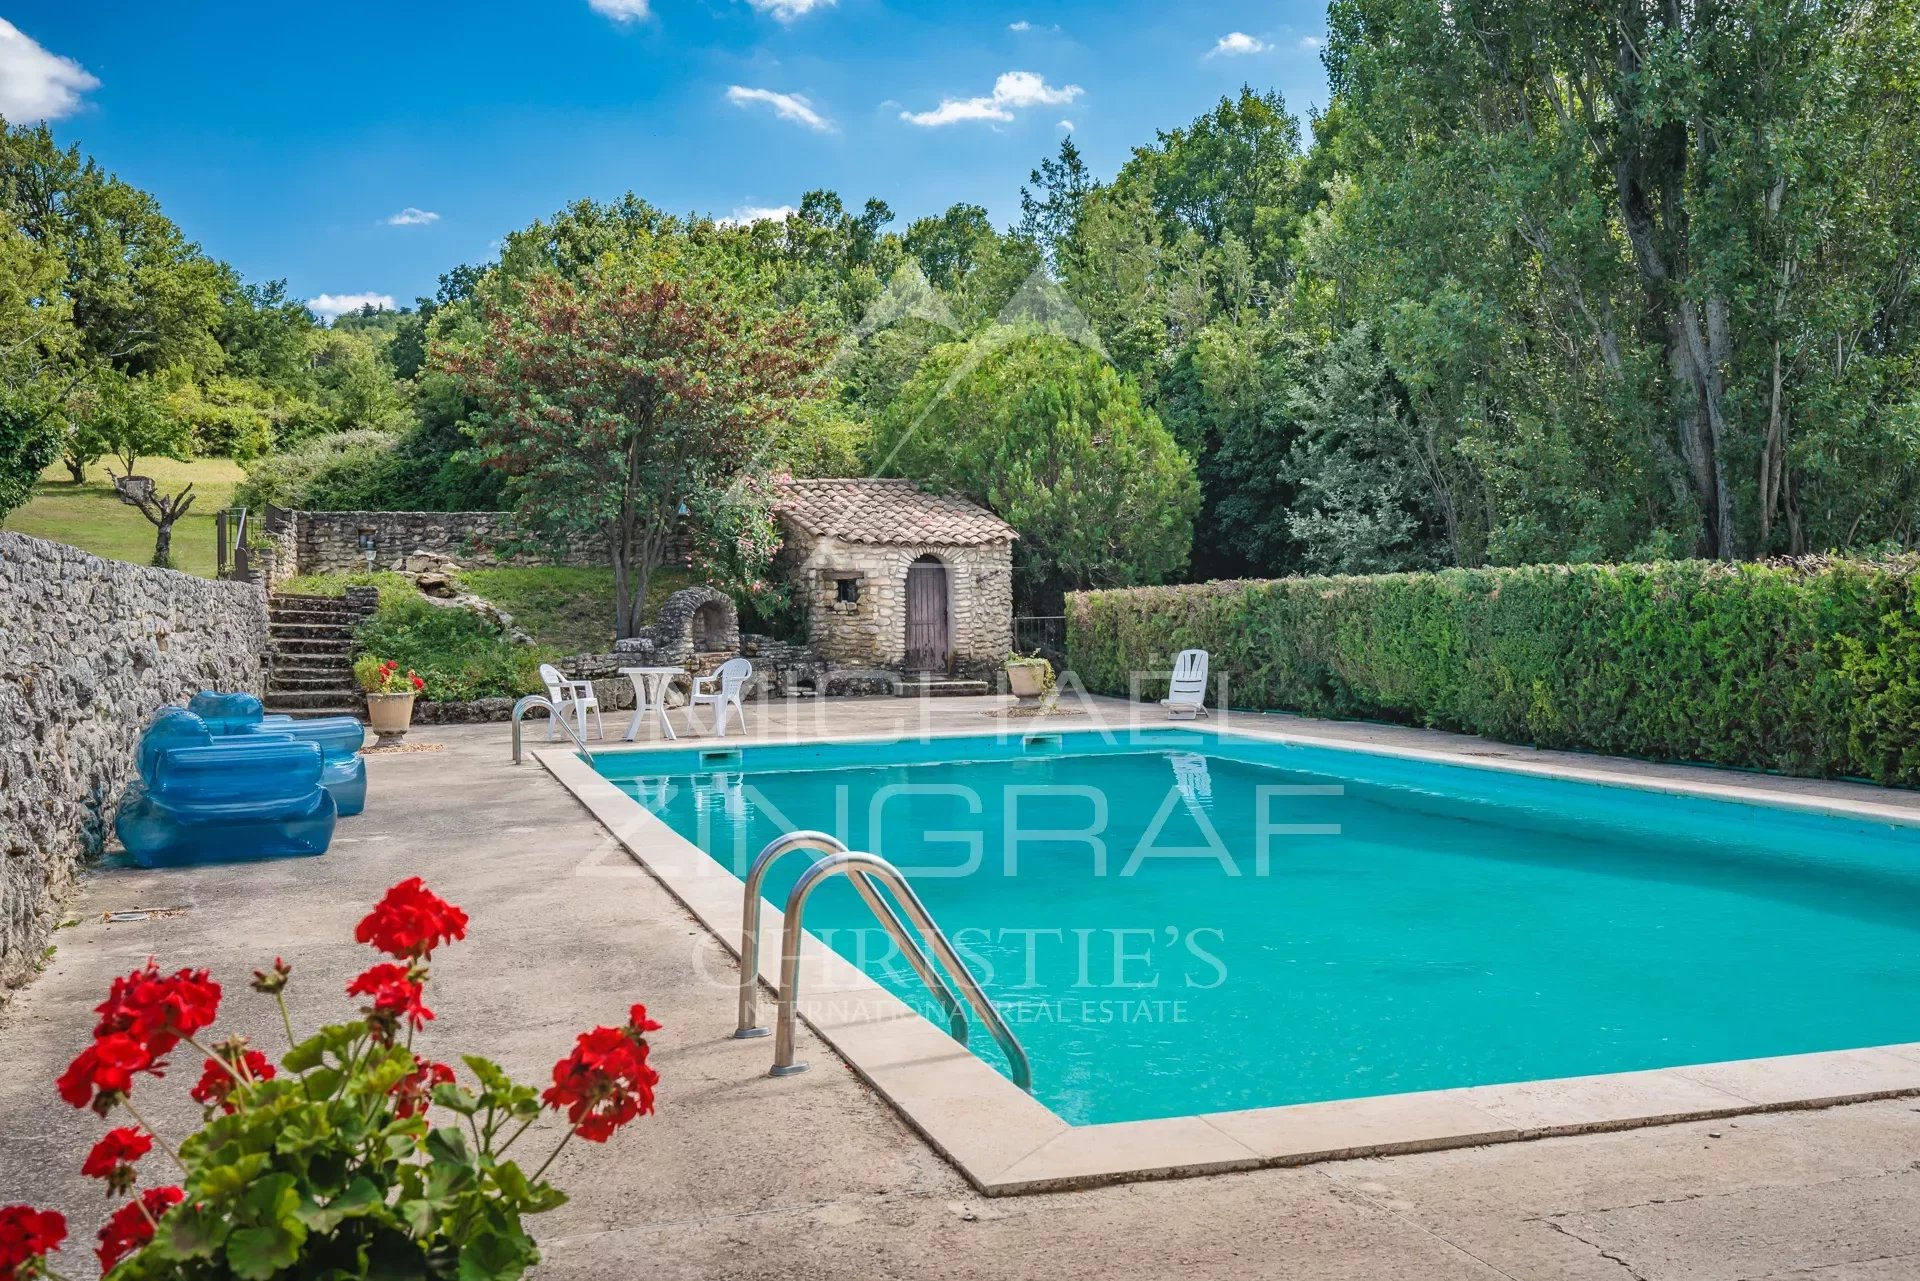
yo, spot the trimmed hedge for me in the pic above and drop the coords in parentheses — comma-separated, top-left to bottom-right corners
(1066, 558, 1920, 786)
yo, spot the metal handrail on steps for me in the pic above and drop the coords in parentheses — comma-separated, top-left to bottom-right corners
(766, 848, 1033, 1092)
(735, 832, 968, 1044)
(510, 694, 595, 764)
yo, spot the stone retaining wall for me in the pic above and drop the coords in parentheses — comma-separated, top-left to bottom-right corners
(0, 532, 270, 997)
(291, 511, 608, 575)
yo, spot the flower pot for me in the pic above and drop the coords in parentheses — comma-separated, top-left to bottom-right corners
(1006, 663, 1049, 705)
(365, 692, 416, 746)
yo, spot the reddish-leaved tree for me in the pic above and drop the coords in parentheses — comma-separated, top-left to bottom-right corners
(445, 257, 830, 638)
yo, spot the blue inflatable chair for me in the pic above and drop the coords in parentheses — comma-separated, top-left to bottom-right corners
(187, 692, 368, 817)
(115, 707, 336, 868)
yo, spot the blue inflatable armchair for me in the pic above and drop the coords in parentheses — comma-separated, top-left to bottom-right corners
(115, 707, 336, 869)
(187, 692, 368, 816)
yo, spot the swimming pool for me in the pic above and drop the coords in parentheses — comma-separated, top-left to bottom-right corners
(591, 727, 1920, 1128)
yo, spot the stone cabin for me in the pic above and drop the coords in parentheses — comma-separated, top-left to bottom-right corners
(773, 479, 1016, 682)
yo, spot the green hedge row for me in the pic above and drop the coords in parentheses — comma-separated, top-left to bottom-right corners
(1066, 558, 1920, 786)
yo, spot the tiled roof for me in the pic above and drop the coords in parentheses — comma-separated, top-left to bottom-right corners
(773, 478, 1017, 547)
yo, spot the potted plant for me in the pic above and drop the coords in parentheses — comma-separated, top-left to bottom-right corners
(355, 655, 424, 745)
(7, 877, 660, 1281)
(1004, 652, 1055, 707)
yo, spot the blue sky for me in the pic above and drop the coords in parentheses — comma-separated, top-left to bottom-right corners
(2, 2, 1331, 317)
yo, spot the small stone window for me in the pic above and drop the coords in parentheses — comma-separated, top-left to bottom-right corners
(835, 577, 861, 604)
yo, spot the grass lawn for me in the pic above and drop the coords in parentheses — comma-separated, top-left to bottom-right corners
(4, 458, 245, 578)
(457, 565, 696, 653)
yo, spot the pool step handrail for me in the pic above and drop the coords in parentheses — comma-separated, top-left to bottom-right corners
(768, 848, 1034, 1093)
(735, 831, 968, 1045)
(510, 694, 595, 765)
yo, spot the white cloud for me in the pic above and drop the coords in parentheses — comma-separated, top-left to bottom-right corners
(726, 84, 833, 132)
(900, 70, 1081, 128)
(1298, 35, 1325, 50)
(385, 207, 440, 227)
(1009, 20, 1059, 33)
(1208, 32, 1269, 57)
(307, 292, 396, 320)
(718, 204, 797, 226)
(745, 0, 834, 19)
(0, 19, 98, 121)
(1057, 119, 1075, 132)
(587, 0, 651, 21)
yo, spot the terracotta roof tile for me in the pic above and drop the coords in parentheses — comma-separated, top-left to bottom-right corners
(773, 478, 1017, 547)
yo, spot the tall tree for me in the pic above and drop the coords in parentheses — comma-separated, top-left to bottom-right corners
(1326, 0, 1920, 559)
(444, 244, 832, 637)
(872, 327, 1199, 610)
(1017, 136, 1097, 271)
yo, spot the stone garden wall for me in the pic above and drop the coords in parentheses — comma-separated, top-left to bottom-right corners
(292, 511, 607, 576)
(0, 532, 270, 998)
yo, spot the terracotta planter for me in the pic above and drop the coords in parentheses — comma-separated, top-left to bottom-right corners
(1006, 663, 1050, 705)
(365, 692, 416, 746)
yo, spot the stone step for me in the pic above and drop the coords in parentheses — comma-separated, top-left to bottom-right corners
(269, 621, 355, 641)
(268, 614, 356, 624)
(269, 673, 358, 692)
(272, 637, 354, 658)
(266, 689, 365, 711)
(897, 678, 992, 698)
(269, 665, 354, 682)
(264, 704, 366, 720)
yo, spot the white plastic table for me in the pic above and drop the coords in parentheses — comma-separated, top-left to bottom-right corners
(619, 666, 687, 741)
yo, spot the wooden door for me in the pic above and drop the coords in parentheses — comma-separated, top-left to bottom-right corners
(904, 556, 950, 673)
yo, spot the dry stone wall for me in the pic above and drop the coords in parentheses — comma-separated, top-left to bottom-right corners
(292, 511, 608, 575)
(0, 532, 269, 997)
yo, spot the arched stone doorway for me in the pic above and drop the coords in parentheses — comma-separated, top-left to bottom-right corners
(904, 554, 951, 673)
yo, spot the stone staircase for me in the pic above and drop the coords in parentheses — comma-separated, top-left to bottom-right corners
(265, 593, 366, 719)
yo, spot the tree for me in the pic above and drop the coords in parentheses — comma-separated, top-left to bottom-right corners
(1017, 136, 1097, 270)
(1285, 324, 1443, 573)
(1325, 0, 1920, 559)
(0, 213, 77, 517)
(872, 328, 1199, 610)
(444, 246, 832, 638)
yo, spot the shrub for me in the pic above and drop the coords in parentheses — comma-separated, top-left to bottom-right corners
(354, 594, 549, 703)
(8, 878, 660, 1281)
(233, 430, 399, 511)
(1067, 557, 1920, 786)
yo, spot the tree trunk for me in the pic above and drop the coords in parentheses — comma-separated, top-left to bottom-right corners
(151, 520, 174, 568)
(63, 455, 85, 484)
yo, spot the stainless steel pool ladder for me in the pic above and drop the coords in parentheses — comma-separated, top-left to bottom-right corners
(510, 694, 595, 765)
(735, 831, 1033, 1092)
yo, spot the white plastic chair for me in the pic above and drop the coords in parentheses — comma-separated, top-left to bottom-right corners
(538, 663, 604, 741)
(1161, 649, 1210, 720)
(685, 657, 752, 737)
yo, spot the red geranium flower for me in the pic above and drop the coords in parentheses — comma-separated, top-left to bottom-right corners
(0, 1204, 66, 1279)
(95, 1187, 181, 1273)
(541, 1013, 660, 1143)
(390, 1058, 455, 1119)
(346, 963, 434, 1040)
(408, 671, 425, 692)
(92, 960, 221, 1060)
(54, 1033, 157, 1115)
(354, 878, 468, 960)
(187, 1050, 275, 1115)
(79, 1128, 152, 1195)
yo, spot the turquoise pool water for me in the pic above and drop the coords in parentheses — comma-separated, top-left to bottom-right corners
(596, 729, 1920, 1125)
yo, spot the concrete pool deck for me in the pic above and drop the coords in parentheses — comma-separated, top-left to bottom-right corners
(4, 695, 1920, 1278)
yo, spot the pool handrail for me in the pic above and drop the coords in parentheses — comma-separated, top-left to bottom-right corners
(769, 848, 1033, 1093)
(511, 694, 595, 765)
(735, 831, 968, 1045)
